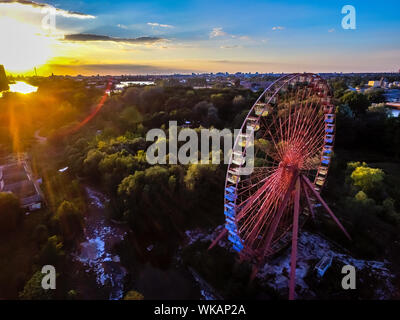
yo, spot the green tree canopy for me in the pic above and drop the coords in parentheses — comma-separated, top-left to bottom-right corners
(19, 271, 54, 300)
(340, 91, 370, 116)
(39, 235, 64, 266)
(350, 166, 385, 193)
(366, 89, 385, 104)
(54, 201, 83, 242)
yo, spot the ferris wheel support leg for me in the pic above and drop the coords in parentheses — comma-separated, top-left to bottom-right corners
(249, 171, 299, 283)
(208, 228, 228, 250)
(301, 175, 351, 241)
(250, 264, 260, 282)
(261, 171, 299, 259)
(289, 177, 301, 300)
(302, 180, 316, 219)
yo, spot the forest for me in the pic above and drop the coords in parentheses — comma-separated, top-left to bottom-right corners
(0, 77, 400, 299)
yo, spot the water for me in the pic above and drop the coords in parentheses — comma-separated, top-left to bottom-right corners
(9, 81, 38, 94)
(384, 89, 400, 117)
(72, 186, 202, 300)
(384, 89, 400, 102)
(115, 81, 155, 89)
(390, 108, 400, 117)
(73, 187, 128, 300)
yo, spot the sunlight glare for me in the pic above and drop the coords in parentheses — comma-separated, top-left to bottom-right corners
(0, 16, 54, 73)
(9, 81, 38, 94)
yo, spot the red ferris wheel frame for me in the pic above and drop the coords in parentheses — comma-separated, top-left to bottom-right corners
(209, 73, 351, 300)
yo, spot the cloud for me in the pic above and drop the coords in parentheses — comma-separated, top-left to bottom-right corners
(45, 62, 193, 75)
(210, 27, 227, 38)
(210, 27, 250, 41)
(117, 24, 128, 29)
(272, 26, 285, 31)
(328, 28, 335, 33)
(63, 33, 164, 44)
(220, 45, 241, 49)
(0, 0, 95, 19)
(207, 59, 263, 65)
(147, 22, 174, 28)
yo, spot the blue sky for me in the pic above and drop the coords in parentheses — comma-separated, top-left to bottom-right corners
(1, 0, 399, 74)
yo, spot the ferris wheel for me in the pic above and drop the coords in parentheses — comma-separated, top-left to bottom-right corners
(209, 73, 351, 299)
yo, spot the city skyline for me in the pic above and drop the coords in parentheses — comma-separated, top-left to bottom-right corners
(1, 0, 399, 75)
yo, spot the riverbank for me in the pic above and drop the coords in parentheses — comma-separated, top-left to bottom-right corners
(69, 186, 205, 300)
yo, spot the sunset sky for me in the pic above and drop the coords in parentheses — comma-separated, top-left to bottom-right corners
(1, 0, 399, 75)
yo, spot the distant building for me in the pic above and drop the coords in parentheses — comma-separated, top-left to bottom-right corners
(0, 64, 9, 92)
(0, 158, 43, 211)
(368, 80, 380, 87)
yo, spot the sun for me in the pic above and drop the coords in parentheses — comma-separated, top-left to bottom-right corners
(0, 16, 54, 73)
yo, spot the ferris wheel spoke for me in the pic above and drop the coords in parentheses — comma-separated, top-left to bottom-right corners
(236, 173, 281, 214)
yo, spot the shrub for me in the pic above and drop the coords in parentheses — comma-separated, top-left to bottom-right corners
(124, 290, 144, 300)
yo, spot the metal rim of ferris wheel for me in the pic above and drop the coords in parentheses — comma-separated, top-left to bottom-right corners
(209, 73, 351, 300)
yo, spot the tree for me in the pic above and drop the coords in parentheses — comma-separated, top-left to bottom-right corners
(98, 151, 138, 189)
(232, 109, 250, 129)
(337, 104, 353, 118)
(120, 106, 142, 130)
(33, 224, 49, 246)
(340, 91, 370, 116)
(54, 201, 83, 242)
(382, 198, 400, 224)
(0, 65, 9, 92)
(143, 166, 169, 191)
(19, 271, 54, 300)
(366, 89, 385, 104)
(367, 103, 389, 116)
(122, 87, 141, 106)
(255, 138, 270, 154)
(193, 101, 213, 121)
(83, 149, 105, 177)
(350, 166, 385, 193)
(232, 95, 246, 109)
(0, 192, 22, 232)
(355, 190, 368, 202)
(184, 164, 219, 192)
(211, 93, 232, 121)
(39, 235, 64, 266)
(330, 79, 348, 99)
(67, 289, 78, 300)
(118, 171, 145, 196)
(139, 87, 165, 113)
